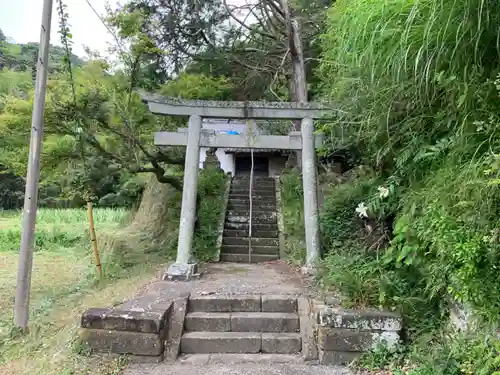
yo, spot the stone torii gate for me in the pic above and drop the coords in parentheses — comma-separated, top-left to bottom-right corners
(141, 95, 331, 280)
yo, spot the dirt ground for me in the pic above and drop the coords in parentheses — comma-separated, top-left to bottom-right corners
(117, 261, 316, 311)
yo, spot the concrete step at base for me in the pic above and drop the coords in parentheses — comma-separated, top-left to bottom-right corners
(222, 237, 279, 247)
(223, 229, 278, 238)
(221, 245, 279, 255)
(262, 333, 302, 354)
(224, 222, 278, 231)
(178, 353, 304, 365)
(184, 312, 299, 333)
(220, 253, 279, 263)
(180, 332, 301, 355)
(181, 332, 261, 354)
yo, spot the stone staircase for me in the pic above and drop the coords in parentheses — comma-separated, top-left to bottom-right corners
(221, 176, 280, 263)
(180, 295, 302, 355)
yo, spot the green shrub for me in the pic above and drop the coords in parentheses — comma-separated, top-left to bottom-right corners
(318, 0, 500, 327)
(193, 167, 228, 262)
(280, 169, 306, 264)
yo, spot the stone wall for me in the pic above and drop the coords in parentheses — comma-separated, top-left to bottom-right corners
(80, 302, 173, 361)
(314, 303, 402, 365)
(269, 155, 288, 177)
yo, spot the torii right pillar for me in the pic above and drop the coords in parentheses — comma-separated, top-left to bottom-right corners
(301, 117, 320, 273)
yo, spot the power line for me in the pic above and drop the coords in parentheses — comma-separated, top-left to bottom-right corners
(83, 0, 129, 56)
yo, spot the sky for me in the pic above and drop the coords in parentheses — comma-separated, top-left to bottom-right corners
(0, 0, 115, 58)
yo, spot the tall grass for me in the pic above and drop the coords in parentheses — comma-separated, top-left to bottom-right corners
(0, 208, 128, 253)
(280, 168, 306, 265)
(319, 0, 500, 321)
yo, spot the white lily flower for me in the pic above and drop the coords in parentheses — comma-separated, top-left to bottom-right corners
(355, 202, 368, 218)
(378, 186, 389, 199)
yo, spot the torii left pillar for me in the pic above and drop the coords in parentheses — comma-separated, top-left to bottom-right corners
(164, 115, 202, 281)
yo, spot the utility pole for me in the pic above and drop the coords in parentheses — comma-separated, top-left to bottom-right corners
(14, 0, 54, 330)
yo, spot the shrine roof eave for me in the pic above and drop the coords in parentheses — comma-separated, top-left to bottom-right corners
(140, 92, 334, 120)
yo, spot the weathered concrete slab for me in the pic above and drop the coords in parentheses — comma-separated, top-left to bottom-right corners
(261, 333, 302, 354)
(230, 312, 299, 333)
(318, 349, 361, 365)
(79, 329, 163, 356)
(262, 295, 298, 313)
(188, 295, 261, 313)
(188, 296, 232, 312)
(318, 307, 402, 331)
(81, 303, 172, 333)
(185, 312, 231, 332)
(181, 332, 261, 354)
(317, 327, 400, 352)
(231, 295, 262, 312)
(298, 298, 318, 362)
(165, 297, 188, 362)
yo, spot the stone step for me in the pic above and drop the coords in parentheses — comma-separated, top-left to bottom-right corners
(224, 222, 278, 231)
(184, 312, 299, 333)
(226, 215, 277, 225)
(232, 177, 275, 184)
(180, 332, 301, 354)
(221, 245, 279, 255)
(220, 253, 279, 263)
(229, 194, 276, 203)
(261, 333, 302, 354)
(228, 198, 276, 208)
(228, 203, 276, 212)
(223, 229, 278, 238)
(230, 189, 275, 196)
(188, 295, 262, 312)
(227, 211, 277, 219)
(178, 353, 304, 365)
(187, 295, 298, 313)
(181, 332, 261, 354)
(222, 237, 279, 247)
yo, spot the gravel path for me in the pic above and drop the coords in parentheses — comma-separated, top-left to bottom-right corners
(123, 354, 353, 375)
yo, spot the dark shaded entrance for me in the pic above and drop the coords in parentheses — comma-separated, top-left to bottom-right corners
(235, 155, 269, 177)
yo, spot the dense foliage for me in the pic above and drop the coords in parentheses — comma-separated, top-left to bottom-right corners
(316, 0, 500, 371)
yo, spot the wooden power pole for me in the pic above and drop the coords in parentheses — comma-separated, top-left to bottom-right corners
(14, 0, 54, 330)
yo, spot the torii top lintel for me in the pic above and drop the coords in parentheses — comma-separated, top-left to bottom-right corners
(140, 93, 333, 120)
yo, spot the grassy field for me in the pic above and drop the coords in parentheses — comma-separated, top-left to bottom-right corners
(0, 208, 161, 375)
